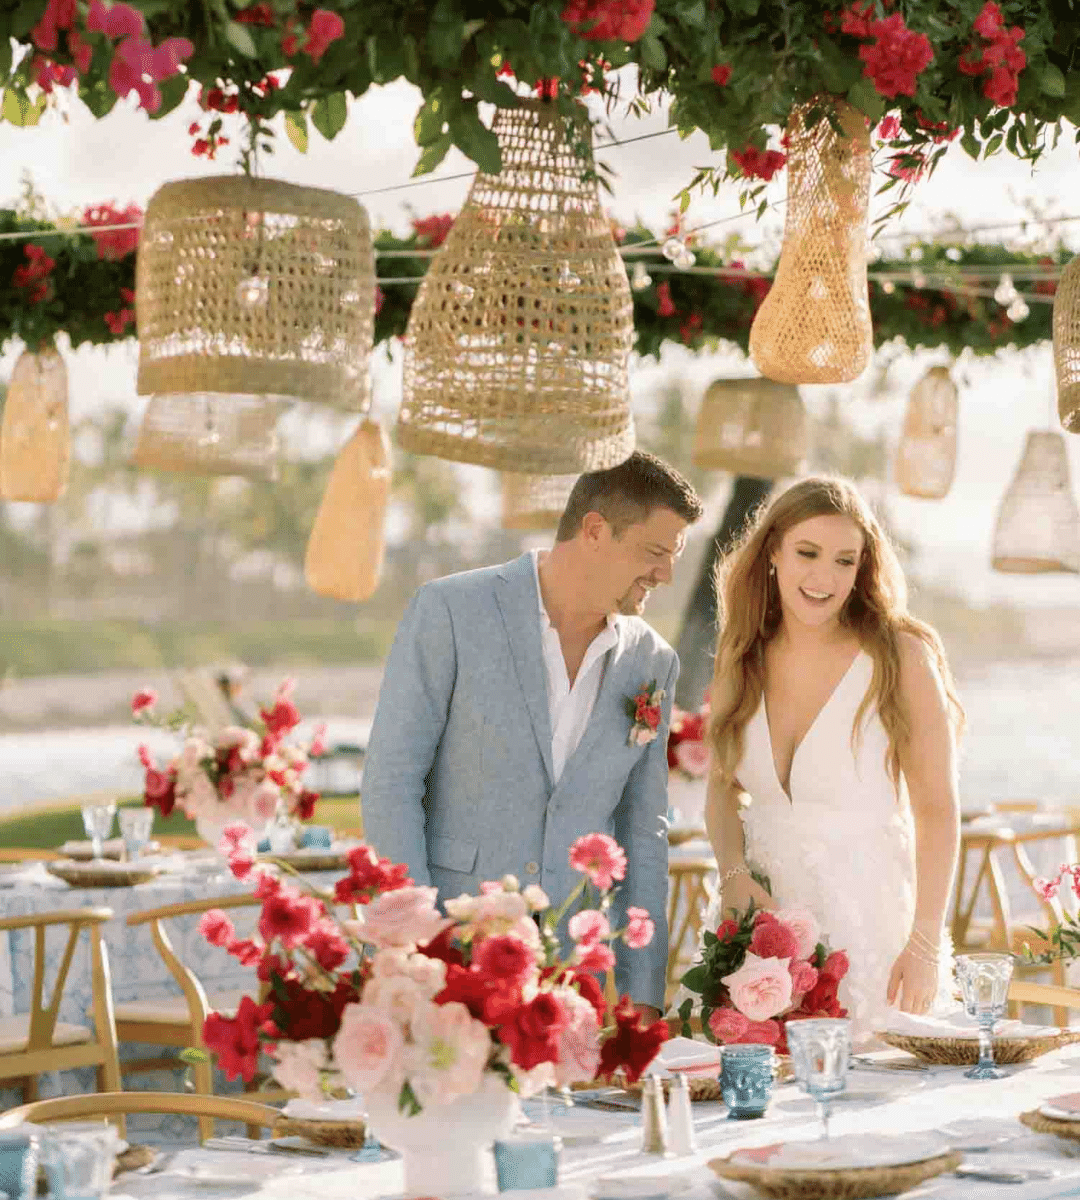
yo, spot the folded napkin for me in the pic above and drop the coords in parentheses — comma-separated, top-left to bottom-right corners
(654, 1035, 723, 1073)
(881, 1009, 1058, 1039)
(59, 838, 125, 859)
(282, 1098, 366, 1121)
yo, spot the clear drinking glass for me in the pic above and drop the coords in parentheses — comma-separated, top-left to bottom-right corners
(955, 952, 1015, 1080)
(785, 1018, 852, 1139)
(39, 1122, 120, 1200)
(118, 807, 154, 860)
(80, 802, 117, 862)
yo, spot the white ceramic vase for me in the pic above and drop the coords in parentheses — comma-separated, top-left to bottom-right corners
(362, 1074, 518, 1197)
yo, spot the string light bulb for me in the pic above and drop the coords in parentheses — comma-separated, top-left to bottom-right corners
(674, 248, 696, 269)
(449, 279, 475, 301)
(661, 237, 684, 261)
(1007, 297, 1030, 322)
(557, 261, 582, 291)
(631, 261, 652, 290)
(236, 274, 269, 307)
(994, 273, 1018, 306)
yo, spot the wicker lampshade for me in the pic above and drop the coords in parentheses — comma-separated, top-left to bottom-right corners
(0, 342, 69, 502)
(136, 174, 375, 408)
(501, 472, 577, 531)
(991, 430, 1080, 573)
(131, 393, 286, 479)
(691, 377, 808, 478)
(750, 99, 872, 385)
(1052, 254, 1080, 432)
(304, 418, 391, 602)
(895, 366, 958, 499)
(399, 99, 635, 473)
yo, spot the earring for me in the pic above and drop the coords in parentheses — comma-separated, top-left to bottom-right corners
(769, 563, 776, 576)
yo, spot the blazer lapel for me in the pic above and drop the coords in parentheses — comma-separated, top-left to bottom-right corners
(494, 554, 555, 786)
(554, 620, 629, 791)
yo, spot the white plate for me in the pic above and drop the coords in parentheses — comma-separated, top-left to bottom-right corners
(1040, 1093, 1080, 1121)
(729, 1132, 951, 1171)
(591, 1177, 691, 1200)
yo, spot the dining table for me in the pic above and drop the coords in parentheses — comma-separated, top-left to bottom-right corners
(98, 1042, 1080, 1200)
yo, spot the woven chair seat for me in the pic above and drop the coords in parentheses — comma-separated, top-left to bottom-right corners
(114, 989, 249, 1026)
(0, 1016, 91, 1055)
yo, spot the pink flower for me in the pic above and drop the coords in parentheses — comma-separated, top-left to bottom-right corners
(227, 937, 262, 967)
(569, 833, 627, 890)
(250, 780, 280, 825)
(270, 1039, 327, 1102)
(333, 1003, 402, 1093)
(708, 1006, 750, 1043)
(973, 0, 1004, 38)
(721, 952, 794, 1022)
(574, 941, 616, 974)
(553, 989, 602, 1087)
(877, 114, 901, 140)
(738, 1018, 781, 1046)
(304, 9, 345, 63)
(307, 921, 350, 972)
(87, 0, 144, 40)
(32, 0, 76, 51)
(673, 739, 710, 779)
(749, 914, 800, 961)
(790, 960, 819, 996)
(221, 822, 257, 857)
(354, 886, 452, 948)
(199, 909, 235, 948)
(624, 906, 655, 950)
(774, 909, 819, 960)
(130, 688, 156, 714)
(137, 743, 154, 770)
(258, 886, 321, 949)
(471, 934, 536, 984)
(406, 1000, 493, 1106)
(309, 723, 328, 758)
(821, 950, 850, 982)
(568, 910, 610, 944)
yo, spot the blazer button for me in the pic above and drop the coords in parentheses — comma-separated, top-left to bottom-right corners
(525, 861, 540, 876)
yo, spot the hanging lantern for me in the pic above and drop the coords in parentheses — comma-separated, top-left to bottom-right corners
(749, 99, 873, 385)
(304, 418, 391, 602)
(134, 176, 375, 474)
(991, 430, 1080, 573)
(501, 473, 577, 531)
(895, 366, 958, 499)
(0, 341, 69, 503)
(691, 377, 808, 478)
(132, 393, 286, 479)
(399, 99, 635, 473)
(1052, 255, 1080, 433)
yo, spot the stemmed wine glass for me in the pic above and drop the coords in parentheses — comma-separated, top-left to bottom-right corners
(785, 1018, 852, 1139)
(81, 800, 117, 863)
(955, 953, 1015, 1080)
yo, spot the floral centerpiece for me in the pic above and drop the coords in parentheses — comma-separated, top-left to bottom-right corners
(130, 680, 322, 842)
(675, 903, 850, 1055)
(196, 828, 667, 1191)
(1024, 862, 1080, 964)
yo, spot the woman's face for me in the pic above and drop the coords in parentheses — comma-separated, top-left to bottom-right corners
(770, 513, 865, 630)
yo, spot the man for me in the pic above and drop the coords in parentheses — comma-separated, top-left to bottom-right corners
(361, 451, 703, 1017)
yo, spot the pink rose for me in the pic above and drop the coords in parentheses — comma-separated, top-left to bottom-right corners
(624, 906, 655, 950)
(333, 1003, 402, 1093)
(131, 688, 157, 714)
(673, 739, 710, 779)
(270, 1038, 327, 1102)
(568, 910, 610, 944)
(574, 941, 616, 974)
(821, 950, 850, 982)
(354, 886, 452, 948)
(716, 919, 739, 941)
(790, 960, 819, 996)
(775, 909, 819, 960)
(568, 833, 627, 889)
(738, 1018, 781, 1046)
(749, 914, 799, 961)
(708, 1006, 750, 1043)
(721, 952, 794, 1022)
(553, 990, 602, 1087)
(250, 780, 280, 824)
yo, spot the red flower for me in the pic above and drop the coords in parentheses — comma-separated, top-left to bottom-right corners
(739, 1018, 781, 1045)
(797, 974, 843, 1017)
(749, 914, 800, 961)
(416, 926, 466, 969)
(31, 0, 76, 52)
(568, 969, 606, 1022)
(202, 995, 274, 1083)
(569, 833, 627, 890)
(236, 2, 275, 24)
(472, 935, 535, 985)
(130, 688, 156, 714)
(821, 950, 850, 981)
(534, 77, 560, 99)
(973, 1, 1004, 38)
(267, 975, 358, 1040)
(295, 789, 319, 821)
(656, 281, 676, 317)
(730, 145, 787, 181)
(334, 845, 412, 905)
(711, 64, 732, 86)
(306, 921, 350, 971)
(412, 213, 455, 248)
(84, 203, 142, 260)
(226, 937, 262, 967)
(305, 9, 345, 63)
(597, 995, 668, 1083)
(143, 768, 175, 817)
(257, 886, 321, 948)
(709, 1006, 750, 1042)
(497, 992, 571, 1070)
(560, 0, 655, 43)
(857, 14, 933, 99)
(715, 919, 739, 942)
(435, 964, 518, 1022)
(261, 697, 301, 737)
(877, 114, 901, 140)
(198, 909, 235, 948)
(574, 941, 616, 974)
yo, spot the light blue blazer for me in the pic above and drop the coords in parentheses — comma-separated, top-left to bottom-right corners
(361, 552, 677, 1011)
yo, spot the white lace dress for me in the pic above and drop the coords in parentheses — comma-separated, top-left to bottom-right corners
(694, 650, 951, 1048)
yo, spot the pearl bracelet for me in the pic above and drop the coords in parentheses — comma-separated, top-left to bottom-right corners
(719, 865, 750, 889)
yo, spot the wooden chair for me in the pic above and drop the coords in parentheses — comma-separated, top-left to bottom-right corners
(0, 908, 122, 1112)
(0, 1092, 280, 1140)
(666, 856, 716, 1003)
(1008, 979, 1080, 1022)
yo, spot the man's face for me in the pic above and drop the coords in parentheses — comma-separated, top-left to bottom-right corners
(596, 506, 688, 616)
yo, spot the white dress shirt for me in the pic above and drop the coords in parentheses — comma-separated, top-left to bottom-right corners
(532, 550, 619, 784)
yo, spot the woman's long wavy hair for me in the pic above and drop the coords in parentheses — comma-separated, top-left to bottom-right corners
(708, 476, 963, 792)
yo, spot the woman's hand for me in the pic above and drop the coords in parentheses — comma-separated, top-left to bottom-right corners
(886, 941, 940, 1014)
(721, 870, 773, 916)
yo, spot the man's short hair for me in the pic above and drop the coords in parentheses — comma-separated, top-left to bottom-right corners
(555, 450, 703, 542)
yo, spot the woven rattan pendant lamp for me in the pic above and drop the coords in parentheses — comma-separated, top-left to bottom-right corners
(991, 430, 1080, 573)
(0, 341, 69, 502)
(1052, 254, 1080, 432)
(895, 365, 958, 499)
(134, 175, 375, 476)
(399, 99, 635, 473)
(500, 472, 576, 531)
(750, 99, 872, 384)
(691, 377, 808, 478)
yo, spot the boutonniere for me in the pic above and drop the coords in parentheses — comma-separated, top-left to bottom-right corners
(626, 680, 664, 747)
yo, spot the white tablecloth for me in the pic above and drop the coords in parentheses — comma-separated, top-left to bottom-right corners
(101, 1044, 1080, 1200)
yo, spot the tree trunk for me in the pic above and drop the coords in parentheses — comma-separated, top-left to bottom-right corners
(673, 476, 774, 709)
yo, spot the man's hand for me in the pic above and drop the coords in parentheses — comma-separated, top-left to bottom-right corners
(633, 1003, 663, 1024)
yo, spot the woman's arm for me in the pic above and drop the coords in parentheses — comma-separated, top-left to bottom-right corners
(887, 632, 961, 1012)
(705, 773, 772, 914)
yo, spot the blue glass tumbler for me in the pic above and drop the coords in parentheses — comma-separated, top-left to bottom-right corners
(493, 1131, 561, 1190)
(720, 1043, 775, 1119)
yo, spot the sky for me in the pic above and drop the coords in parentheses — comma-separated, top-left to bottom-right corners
(1, 74, 1079, 610)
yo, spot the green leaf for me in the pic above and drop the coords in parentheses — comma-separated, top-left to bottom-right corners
(681, 0, 708, 28)
(985, 133, 1003, 156)
(1040, 64, 1066, 98)
(11, 1, 39, 38)
(462, 18, 485, 42)
(427, 0, 465, 69)
(413, 94, 446, 147)
(678, 188, 691, 213)
(0, 36, 12, 84)
(847, 78, 884, 123)
(450, 105, 501, 174)
(960, 128, 980, 159)
(311, 93, 348, 141)
(151, 73, 190, 120)
(1, 88, 29, 126)
(680, 964, 708, 992)
(225, 21, 258, 58)
(178, 1047, 209, 1064)
(639, 33, 667, 72)
(284, 109, 308, 154)
(412, 132, 452, 176)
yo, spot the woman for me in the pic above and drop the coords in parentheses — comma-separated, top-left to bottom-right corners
(703, 476, 962, 1044)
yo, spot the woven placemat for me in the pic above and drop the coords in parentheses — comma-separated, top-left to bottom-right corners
(709, 1149, 962, 1200)
(273, 1115, 368, 1148)
(114, 1144, 157, 1175)
(1020, 1108, 1080, 1140)
(257, 849, 350, 872)
(46, 861, 161, 888)
(877, 1029, 1080, 1065)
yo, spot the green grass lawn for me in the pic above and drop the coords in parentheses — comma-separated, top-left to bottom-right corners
(0, 795, 362, 851)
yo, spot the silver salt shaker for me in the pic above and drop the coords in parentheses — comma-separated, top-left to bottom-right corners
(666, 1071, 696, 1155)
(641, 1073, 669, 1154)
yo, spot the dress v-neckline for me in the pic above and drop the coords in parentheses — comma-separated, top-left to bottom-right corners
(762, 648, 865, 803)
